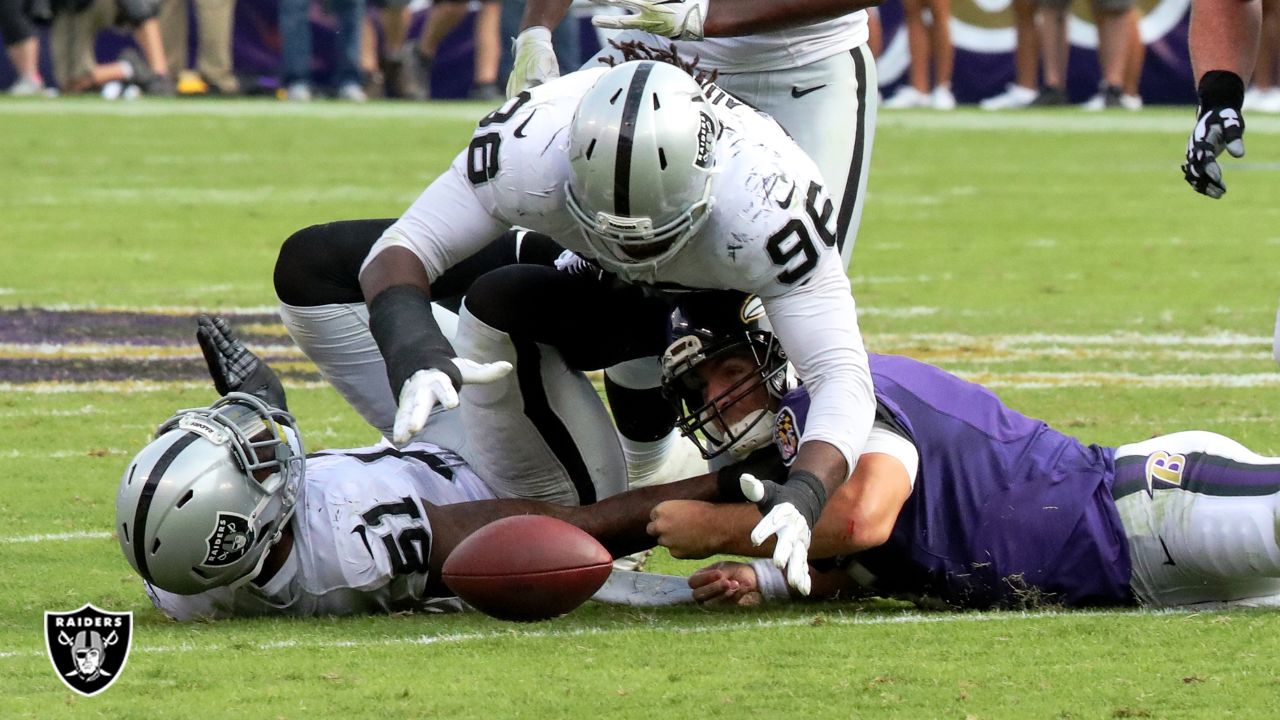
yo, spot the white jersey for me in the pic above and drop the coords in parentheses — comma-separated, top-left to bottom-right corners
(367, 67, 875, 473)
(606, 14, 869, 74)
(146, 442, 496, 621)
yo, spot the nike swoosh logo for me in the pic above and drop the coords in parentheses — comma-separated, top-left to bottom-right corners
(790, 84, 827, 99)
(514, 111, 536, 138)
(779, 183, 796, 208)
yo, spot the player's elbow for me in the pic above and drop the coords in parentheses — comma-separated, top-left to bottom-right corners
(817, 504, 894, 555)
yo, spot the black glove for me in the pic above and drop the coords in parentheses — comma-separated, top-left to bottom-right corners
(1183, 70, 1246, 199)
(196, 316, 289, 410)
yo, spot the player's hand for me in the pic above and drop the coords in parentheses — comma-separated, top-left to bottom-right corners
(647, 500, 722, 559)
(689, 561, 763, 607)
(392, 358, 512, 446)
(506, 26, 559, 98)
(741, 473, 814, 596)
(196, 315, 288, 410)
(1183, 107, 1245, 198)
(591, 0, 709, 40)
(1182, 71, 1247, 199)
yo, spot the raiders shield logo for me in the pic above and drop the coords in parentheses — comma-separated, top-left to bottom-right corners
(204, 511, 254, 566)
(44, 604, 132, 697)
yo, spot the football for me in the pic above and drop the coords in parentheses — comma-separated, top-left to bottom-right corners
(441, 515, 613, 622)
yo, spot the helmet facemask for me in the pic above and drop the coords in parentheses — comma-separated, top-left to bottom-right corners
(661, 326, 793, 460)
(566, 175, 715, 276)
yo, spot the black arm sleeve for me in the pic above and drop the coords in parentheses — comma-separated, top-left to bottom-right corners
(715, 449, 787, 503)
(368, 285, 462, 397)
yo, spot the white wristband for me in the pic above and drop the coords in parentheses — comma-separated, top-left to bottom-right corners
(518, 25, 552, 44)
(749, 559, 791, 603)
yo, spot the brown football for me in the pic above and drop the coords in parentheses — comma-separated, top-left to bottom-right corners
(441, 515, 613, 622)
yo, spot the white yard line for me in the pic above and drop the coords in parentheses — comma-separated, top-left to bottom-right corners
(0, 99, 492, 122)
(874, 331, 1272, 347)
(0, 530, 112, 544)
(0, 304, 281, 315)
(0, 607, 1181, 661)
(0, 380, 331, 394)
(960, 371, 1280, 389)
(875, 111, 1280, 134)
(0, 343, 304, 357)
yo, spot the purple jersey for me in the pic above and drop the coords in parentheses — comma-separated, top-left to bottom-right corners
(776, 354, 1133, 608)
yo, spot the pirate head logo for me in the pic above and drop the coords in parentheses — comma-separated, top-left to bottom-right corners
(204, 511, 254, 567)
(774, 407, 800, 465)
(44, 604, 132, 696)
(694, 112, 716, 169)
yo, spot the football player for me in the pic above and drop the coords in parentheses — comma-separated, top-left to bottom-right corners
(510, 0, 878, 267)
(118, 317, 720, 620)
(646, 293, 1280, 610)
(358, 59, 878, 594)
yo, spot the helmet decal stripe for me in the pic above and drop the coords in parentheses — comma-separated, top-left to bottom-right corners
(131, 433, 200, 584)
(613, 62, 655, 217)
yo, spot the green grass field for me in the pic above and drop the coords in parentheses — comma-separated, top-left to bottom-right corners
(3, 97, 1280, 719)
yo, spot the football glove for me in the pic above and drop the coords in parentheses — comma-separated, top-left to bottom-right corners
(740, 471, 828, 596)
(591, 0, 709, 40)
(1183, 70, 1246, 199)
(506, 26, 559, 98)
(392, 358, 513, 446)
(196, 315, 289, 410)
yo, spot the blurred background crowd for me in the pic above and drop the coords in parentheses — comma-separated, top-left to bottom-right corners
(1, 0, 1277, 109)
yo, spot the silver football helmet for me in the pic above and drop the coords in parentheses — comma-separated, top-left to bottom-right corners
(661, 293, 796, 460)
(116, 392, 304, 595)
(565, 60, 720, 280)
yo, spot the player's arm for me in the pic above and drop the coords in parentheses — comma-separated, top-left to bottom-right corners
(688, 560, 862, 605)
(423, 472, 725, 566)
(591, 0, 880, 39)
(649, 452, 911, 560)
(1182, 0, 1260, 198)
(1190, 0, 1260, 80)
(359, 159, 515, 446)
(520, 0, 573, 31)
(740, 258, 874, 592)
(506, 0, 572, 96)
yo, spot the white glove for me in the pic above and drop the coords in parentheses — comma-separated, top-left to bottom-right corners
(392, 358, 513, 446)
(591, 0, 709, 40)
(741, 473, 813, 596)
(506, 26, 559, 98)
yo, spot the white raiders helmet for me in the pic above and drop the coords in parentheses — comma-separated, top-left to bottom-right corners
(565, 60, 721, 280)
(116, 393, 304, 595)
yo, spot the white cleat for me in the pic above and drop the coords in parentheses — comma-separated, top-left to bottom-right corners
(931, 84, 956, 110)
(883, 85, 930, 110)
(980, 84, 1037, 110)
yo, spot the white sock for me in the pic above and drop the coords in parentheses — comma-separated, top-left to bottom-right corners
(620, 429, 676, 488)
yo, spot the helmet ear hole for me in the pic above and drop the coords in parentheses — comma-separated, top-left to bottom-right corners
(176, 489, 194, 508)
